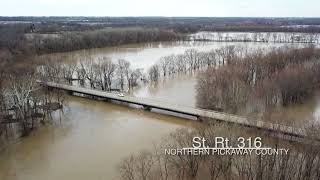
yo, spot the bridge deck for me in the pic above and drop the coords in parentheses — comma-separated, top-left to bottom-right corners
(43, 82, 308, 140)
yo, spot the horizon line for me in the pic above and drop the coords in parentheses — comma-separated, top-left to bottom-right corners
(1, 16, 320, 19)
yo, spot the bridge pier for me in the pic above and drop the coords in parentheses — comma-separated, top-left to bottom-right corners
(197, 116, 204, 122)
(47, 86, 54, 91)
(90, 95, 99, 100)
(143, 105, 152, 111)
(197, 116, 212, 123)
(67, 90, 73, 95)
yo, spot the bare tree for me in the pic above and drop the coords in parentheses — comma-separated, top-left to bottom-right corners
(148, 65, 160, 82)
(159, 57, 170, 77)
(129, 68, 142, 89)
(61, 63, 77, 84)
(80, 58, 97, 89)
(119, 155, 136, 180)
(117, 59, 130, 91)
(101, 57, 116, 91)
(6, 72, 37, 136)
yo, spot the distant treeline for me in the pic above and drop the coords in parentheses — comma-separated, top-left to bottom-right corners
(2, 16, 320, 31)
(3, 17, 320, 34)
(202, 25, 320, 33)
(31, 28, 181, 54)
(0, 25, 181, 68)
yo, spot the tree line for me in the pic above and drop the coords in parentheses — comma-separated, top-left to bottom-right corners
(148, 46, 245, 82)
(191, 32, 320, 44)
(202, 25, 320, 33)
(38, 46, 244, 92)
(38, 55, 146, 92)
(0, 24, 181, 68)
(3, 17, 320, 34)
(31, 28, 181, 54)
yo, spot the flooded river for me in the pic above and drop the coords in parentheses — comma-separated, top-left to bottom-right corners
(0, 96, 195, 180)
(1, 40, 320, 180)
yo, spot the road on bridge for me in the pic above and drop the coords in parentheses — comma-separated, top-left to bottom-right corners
(41, 81, 312, 142)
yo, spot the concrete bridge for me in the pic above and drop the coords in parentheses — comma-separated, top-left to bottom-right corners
(41, 81, 315, 143)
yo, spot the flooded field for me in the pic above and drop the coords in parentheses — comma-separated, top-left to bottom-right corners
(38, 41, 302, 70)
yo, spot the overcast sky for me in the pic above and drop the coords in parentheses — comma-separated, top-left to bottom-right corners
(1, 0, 319, 17)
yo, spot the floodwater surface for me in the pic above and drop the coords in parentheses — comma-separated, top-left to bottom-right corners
(39, 41, 299, 70)
(0, 96, 195, 180)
